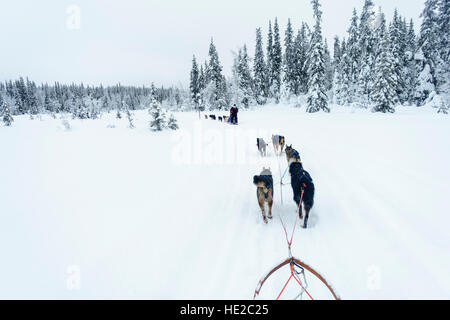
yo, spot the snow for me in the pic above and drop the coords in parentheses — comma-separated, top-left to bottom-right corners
(1, 105, 449, 299)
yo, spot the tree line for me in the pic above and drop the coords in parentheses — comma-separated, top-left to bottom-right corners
(189, 0, 449, 113)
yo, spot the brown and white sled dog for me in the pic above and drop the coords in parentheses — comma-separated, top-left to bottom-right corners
(253, 168, 274, 224)
(272, 135, 285, 156)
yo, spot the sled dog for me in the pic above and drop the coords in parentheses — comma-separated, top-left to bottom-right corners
(253, 168, 274, 224)
(272, 135, 285, 156)
(256, 138, 268, 157)
(289, 162, 315, 229)
(285, 145, 301, 164)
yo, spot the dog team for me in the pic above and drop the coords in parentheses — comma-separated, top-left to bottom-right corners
(253, 135, 315, 229)
(204, 104, 239, 125)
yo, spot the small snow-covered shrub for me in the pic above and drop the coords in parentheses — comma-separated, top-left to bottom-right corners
(61, 120, 71, 131)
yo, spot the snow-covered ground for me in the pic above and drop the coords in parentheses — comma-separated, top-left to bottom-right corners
(1, 105, 449, 299)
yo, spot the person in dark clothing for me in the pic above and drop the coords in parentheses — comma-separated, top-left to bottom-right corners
(230, 104, 239, 125)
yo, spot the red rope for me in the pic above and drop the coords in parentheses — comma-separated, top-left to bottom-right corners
(268, 188, 313, 300)
(276, 262, 314, 300)
(276, 274, 293, 300)
(269, 189, 304, 247)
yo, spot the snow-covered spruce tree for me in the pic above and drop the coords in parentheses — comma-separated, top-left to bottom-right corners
(167, 113, 179, 130)
(434, 0, 450, 100)
(416, 0, 440, 104)
(1, 99, 14, 126)
(306, 0, 329, 113)
(332, 38, 347, 105)
(149, 97, 167, 131)
(323, 39, 333, 92)
(355, 0, 377, 107)
(206, 39, 227, 110)
(331, 36, 342, 90)
(283, 19, 297, 96)
(235, 45, 254, 107)
(414, 48, 436, 105)
(295, 23, 310, 95)
(345, 9, 360, 103)
(72, 95, 89, 119)
(404, 19, 418, 105)
(372, 31, 397, 113)
(190, 55, 200, 109)
(27, 79, 39, 119)
(388, 9, 407, 104)
(271, 18, 283, 102)
(253, 28, 267, 105)
(266, 20, 274, 98)
(14, 77, 27, 114)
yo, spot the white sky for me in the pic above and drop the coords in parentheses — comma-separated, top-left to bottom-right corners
(0, 0, 424, 88)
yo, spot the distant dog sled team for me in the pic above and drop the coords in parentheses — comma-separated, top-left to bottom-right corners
(204, 104, 238, 125)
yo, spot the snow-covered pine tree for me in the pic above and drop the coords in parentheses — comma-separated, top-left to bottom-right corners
(359, 0, 377, 59)
(419, 0, 440, 66)
(414, 48, 436, 105)
(253, 28, 267, 105)
(149, 97, 167, 131)
(237, 45, 254, 107)
(346, 9, 360, 103)
(1, 99, 14, 126)
(295, 23, 310, 95)
(416, 0, 440, 104)
(167, 113, 179, 130)
(355, 0, 377, 107)
(190, 55, 200, 109)
(283, 19, 297, 96)
(271, 18, 283, 102)
(27, 79, 39, 118)
(388, 9, 407, 104)
(306, 0, 329, 113)
(332, 36, 342, 85)
(323, 38, 333, 92)
(206, 39, 227, 110)
(434, 0, 450, 99)
(404, 19, 418, 105)
(333, 36, 342, 69)
(333, 38, 348, 105)
(372, 30, 397, 113)
(14, 77, 28, 114)
(266, 20, 274, 98)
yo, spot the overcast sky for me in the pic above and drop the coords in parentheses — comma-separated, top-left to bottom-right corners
(0, 0, 425, 88)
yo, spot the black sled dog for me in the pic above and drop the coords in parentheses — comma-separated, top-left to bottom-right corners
(253, 168, 274, 224)
(289, 162, 315, 229)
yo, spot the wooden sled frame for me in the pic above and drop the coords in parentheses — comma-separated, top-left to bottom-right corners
(254, 256, 341, 300)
